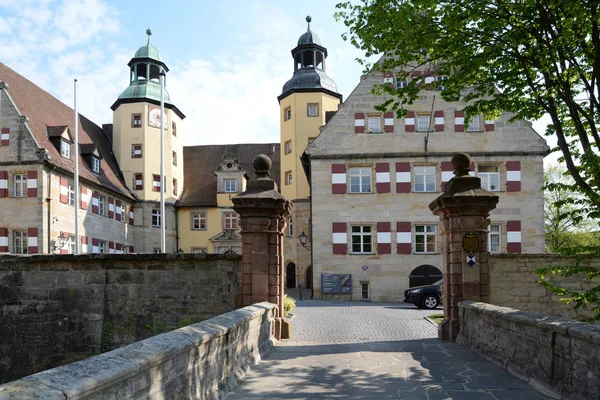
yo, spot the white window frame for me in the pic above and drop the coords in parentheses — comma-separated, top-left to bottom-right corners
(284, 140, 292, 154)
(132, 114, 142, 127)
(414, 224, 437, 254)
(488, 224, 501, 253)
(467, 115, 481, 132)
(360, 282, 370, 300)
(396, 79, 407, 90)
(152, 209, 161, 227)
(224, 179, 237, 193)
(60, 140, 71, 159)
(479, 166, 501, 191)
(436, 76, 448, 90)
(416, 115, 431, 132)
(288, 218, 293, 237)
(13, 174, 26, 197)
(192, 211, 207, 230)
(98, 196, 106, 216)
(67, 182, 75, 206)
(349, 167, 372, 193)
(367, 116, 381, 133)
(13, 230, 27, 254)
(351, 225, 373, 254)
(285, 107, 292, 121)
(91, 156, 100, 173)
(414, 166, 436, 192)
(67, 235, 76, 254)
(224, 211, 239, 230)
(172, 151, 177, 166)
(98, 241, 106, 254)
(285, 171, 292, 185)
(307, 104, 318, 117)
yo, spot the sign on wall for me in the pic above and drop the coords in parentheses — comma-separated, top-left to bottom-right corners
(322, 274, 352, 294)
(148, 106, 168, 130)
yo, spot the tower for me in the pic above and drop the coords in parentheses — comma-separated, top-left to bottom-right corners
(278, 17, 342, 291)
(111, 29, 185, 253)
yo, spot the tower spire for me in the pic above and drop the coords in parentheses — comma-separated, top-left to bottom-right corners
(146, 28, 152, 44)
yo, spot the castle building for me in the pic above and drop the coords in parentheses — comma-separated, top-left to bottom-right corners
(278, 16, 342, 291)
(303, 66, 550, 302)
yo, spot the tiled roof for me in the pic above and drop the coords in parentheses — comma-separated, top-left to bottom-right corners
(0, 62, 134, 200)
(46, 125, 69, 137)
(178, 143, 280, 207)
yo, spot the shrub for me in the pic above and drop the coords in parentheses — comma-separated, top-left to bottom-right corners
(284, 294, 296, 318)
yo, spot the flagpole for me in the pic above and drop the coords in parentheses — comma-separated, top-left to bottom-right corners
(74, 79, 80, 254)
(159, 71, 166, 253)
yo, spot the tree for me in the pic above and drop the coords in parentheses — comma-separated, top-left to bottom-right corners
(335, 0, 600, 218)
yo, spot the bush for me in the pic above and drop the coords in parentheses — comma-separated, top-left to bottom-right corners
(284, 294, 296, 318)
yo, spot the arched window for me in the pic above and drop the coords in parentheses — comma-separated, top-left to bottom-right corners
(136, 63, 147, 81)
(149, 65, 160, 82)
(409, 265, 443, 287)
(286, 262, 296, 289)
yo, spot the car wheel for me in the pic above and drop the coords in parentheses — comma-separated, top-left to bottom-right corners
(421, 294, 439, 310)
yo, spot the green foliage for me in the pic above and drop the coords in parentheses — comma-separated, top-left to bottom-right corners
(335, 0, 600, 216)
(145, 318, 193, 336)
(284, 294, 296, 318)
(101, 322, 113, 353)
(427, 314, 444, 324)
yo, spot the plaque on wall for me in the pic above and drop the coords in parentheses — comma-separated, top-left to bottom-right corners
(322, 274, 352, 294)
(462, 232, 479, 253)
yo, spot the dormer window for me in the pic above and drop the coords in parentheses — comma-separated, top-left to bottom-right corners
(91, 156, 100, 173)
(60, 140, 71, 159)
(224, 179, 236, 193)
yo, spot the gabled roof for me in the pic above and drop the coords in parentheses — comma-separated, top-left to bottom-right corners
(0, 62, 134, 201)
(178, 143, 280, 207)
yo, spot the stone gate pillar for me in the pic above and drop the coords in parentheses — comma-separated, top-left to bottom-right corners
(429, 153, 499, 341)
(232, 154, 292, 339)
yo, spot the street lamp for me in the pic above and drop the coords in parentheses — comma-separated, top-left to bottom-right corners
(51, 233, 68, 252)
(298, 231, 311, 250)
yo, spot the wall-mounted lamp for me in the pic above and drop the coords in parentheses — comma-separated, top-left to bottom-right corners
(51, 233, 68, 252)
(298, 231, 311, 251)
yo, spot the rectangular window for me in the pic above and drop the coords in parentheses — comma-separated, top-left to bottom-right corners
(284, 106, 291, 121)
(349, 167, 372, 193)
(367, 116, 381, 133)
(224, 179, 236, 192)
(173, 178, 178, 196)
(13, 230, 27, 254)
(172, 151, 177, 166)
(467, 115, 481, 132)
(98, 195, 105, 216)
(285, 171, 292, 185)
(284, 140, 292, 155)
(152, 209, 161, 227)
(172, 121, 177, 136)
(361, 282, 370, 300)
(134, 173, 143, 190)
(288, 218, 293, 237)
(91, 156, 100, 173)
(224, 211, 238, 230)
(67, 182, 75, 206)
(489, 224, 501, 253)
(132, 114, 142, 128)
(351, 225, 373, 254)
(414, 166, 436, 192)
(98, 241, 106, 254)
(132, 144, 142, 158)
(67, 235, 76, 254)
(60, 140, 71, 159)
(307, 103, 319, 117)
(152, 174, 161, 192)
(192, 211, 207, 230)
(416, 115, 431, 132)
(436, 76, 448, 91)
(396, 79, 407, 90)
(479, 165, 500, 191)
(415, 225, 437, 253)
(13, 174, 26, 197)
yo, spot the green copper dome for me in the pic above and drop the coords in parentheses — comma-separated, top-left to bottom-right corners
(134, 43, 163, 62)
(117, 80, 171, 103)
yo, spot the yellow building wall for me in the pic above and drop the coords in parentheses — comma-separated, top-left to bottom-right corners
(279, 92, 340, 201)
(178, 207, 233, 253)
(113, 103, 184, 203)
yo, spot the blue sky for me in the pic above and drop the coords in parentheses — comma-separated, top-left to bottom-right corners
(0, 0, 555, 158)
(0, 0, 370, 146)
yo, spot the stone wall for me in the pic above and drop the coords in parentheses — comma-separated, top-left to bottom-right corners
(0, 302, 276, 399)
(489, 254, 600, 320)
(0, 253, 241, 384)
(458, 301, 600, 400)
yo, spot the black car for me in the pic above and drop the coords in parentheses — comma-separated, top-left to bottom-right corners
(404, 279, 442, 309)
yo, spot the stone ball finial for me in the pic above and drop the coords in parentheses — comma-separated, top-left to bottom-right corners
(451, 152, 472, 177)
(253, 154, 272, 179)
(146, 28, 152, 36)
(306, 15, 312, 23)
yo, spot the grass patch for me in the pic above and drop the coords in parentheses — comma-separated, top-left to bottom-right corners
(428, 313, 444, 324)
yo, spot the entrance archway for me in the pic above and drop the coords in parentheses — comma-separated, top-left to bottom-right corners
(305, 266, 313, 289)
(286, 262, 296, 289)
(409, 265, 443, 287)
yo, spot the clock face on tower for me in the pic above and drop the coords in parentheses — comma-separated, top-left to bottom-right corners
(148, 106, 168, 130)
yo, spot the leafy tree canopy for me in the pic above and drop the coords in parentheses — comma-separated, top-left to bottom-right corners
(335, 0, 600, 217)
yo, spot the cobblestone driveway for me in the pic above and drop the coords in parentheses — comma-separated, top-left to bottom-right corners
(225, 301, 550, 400)
(291, 300, 438, 343)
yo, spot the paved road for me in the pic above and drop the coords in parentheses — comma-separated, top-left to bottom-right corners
(225, 301, 550, 400)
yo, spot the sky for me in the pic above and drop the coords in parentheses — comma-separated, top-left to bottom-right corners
(0, 0, 556, 161)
